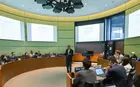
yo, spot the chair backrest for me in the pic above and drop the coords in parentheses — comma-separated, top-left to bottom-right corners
(85, 81, 94, 87)
(85, 81, 104, 87)
(131, 60, 136, 68)
(126, 68, 136, 87)
(94, 80, 101, 87)
(105, 85, 116, 87)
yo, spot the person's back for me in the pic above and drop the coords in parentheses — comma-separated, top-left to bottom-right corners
(73, 58, 96, 87)
(109, 64, 127, 84)
(103, 56, 127, 87)
(121, 57, 132, 75)
(76, 69, 96, 87)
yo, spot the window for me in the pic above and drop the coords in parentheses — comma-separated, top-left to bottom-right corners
(27, 23, 57, 42)
(0, 16, 24, 40)
(75, 23, 104, 42)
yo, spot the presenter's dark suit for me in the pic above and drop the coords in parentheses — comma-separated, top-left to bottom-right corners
(65, 49, 73, 72)
(103, 64, 127, 87)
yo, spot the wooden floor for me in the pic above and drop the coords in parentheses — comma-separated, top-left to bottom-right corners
(3, 62, 96, 87)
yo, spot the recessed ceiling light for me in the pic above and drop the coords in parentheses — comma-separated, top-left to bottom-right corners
(21, 5, 24, 7)
(37, 9, 39, 11)
(85, 3, 87, 5)
(105, 5, 107, 7)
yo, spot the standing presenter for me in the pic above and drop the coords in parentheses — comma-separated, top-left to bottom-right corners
(65, 45, 73, 72)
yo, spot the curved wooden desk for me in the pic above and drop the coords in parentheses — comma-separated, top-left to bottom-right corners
(0, 57, 66, 87)
(72, 53, 100, 62)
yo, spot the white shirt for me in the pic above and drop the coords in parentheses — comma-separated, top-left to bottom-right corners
(29, 53, 34, 57)
(114, 54, 124, 63)
(67, 49, 71, 56)
(124, 63, 132, 75)
(68, 49, 70, 53)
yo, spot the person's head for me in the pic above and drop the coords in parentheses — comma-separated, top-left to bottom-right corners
(25, 52, 28, 55)
(38, 51, 40, 53)
(1, 55, 5, 58)
(115, 50, 121, 56)
(83, 58, 91, 70)
(30, 50, 33, 54)
(11, 52, 15, 56)
(133, 73, 140, 87)
(124, 54, 130, 58)
(67, 45, 71, 49)
(35, 52, 38, 55)
(122, 57, 130, 66)
(108, 56, 117, 66)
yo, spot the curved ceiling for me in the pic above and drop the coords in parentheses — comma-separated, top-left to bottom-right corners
(0, 0, 129, 17)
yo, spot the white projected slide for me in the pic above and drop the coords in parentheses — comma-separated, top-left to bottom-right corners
(128, 9, 140, 38)
(75, 23, 104, 42)
(0, 16, 24, 40)
(27, 23, 57, 42)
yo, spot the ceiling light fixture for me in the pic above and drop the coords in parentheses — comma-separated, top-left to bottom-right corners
(35, 0, 84, 14)
(21, 5, 24, 7)
(84, 3, 87, 5)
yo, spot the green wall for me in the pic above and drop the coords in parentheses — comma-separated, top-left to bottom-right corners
(124, 4, 140, 56)
(0, 14, 74, 55)
(124, 37, 140, 55)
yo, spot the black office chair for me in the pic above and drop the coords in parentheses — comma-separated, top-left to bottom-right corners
(85, 81, 94, 87)
(130, 59, 136, 68)
(94, 80, 101, 87)
(126, 67, 136, 87)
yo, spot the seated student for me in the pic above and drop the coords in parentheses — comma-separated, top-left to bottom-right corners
(0, 55, 5, 65)
(10, 52, 17, 61)
(130, 52, 137, 60)
(124, 54, 130, 58)
(24, 52, 29, 59)
(73, 58, 96, 87)
(121, 57, 132, 75)
(5, 55, 10, 62)
(114, 50, 124, 63)
(50, 53, 56, 57)
(0, 55, 9, 64)
(103, 56, 127, 87)
(133, 73, 140, 87)
(32, 52, 38, 58)
(38, 51, 42, 58)
(29, 50, 34, 58)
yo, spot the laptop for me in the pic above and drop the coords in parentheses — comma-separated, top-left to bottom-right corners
(95, 68, 105, 76)
(75, 67, 84, 72)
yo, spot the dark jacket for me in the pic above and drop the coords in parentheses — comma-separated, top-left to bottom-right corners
(65, 49, 73, 63)
(32, 55, 38, 58)
(103, 64, 127, 87)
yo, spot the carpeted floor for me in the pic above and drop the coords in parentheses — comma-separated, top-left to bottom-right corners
(4, 67, 66, 87)
(4, 62, 91, 87)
